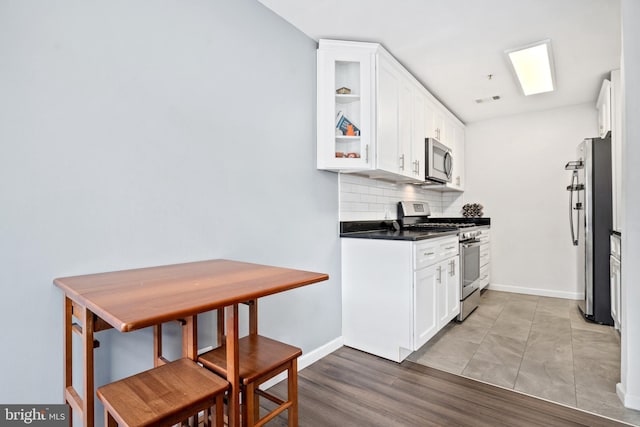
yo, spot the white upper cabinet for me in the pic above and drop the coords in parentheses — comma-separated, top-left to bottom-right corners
(610, 70, 622, 231)
(376, 52, 401, 175)
(598, 71, 621, 231)
(597, 79, 612, 139)
(397, 76, 414, 179)
(450, 123, 465, 190)
(317, 40, 465, 189)
(412, 90, 427, 180)
(376, 51, 424, 180)
(424, 97, 465, 192)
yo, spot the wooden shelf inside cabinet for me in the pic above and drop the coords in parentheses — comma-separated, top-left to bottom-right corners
(335, 94, 361, 104)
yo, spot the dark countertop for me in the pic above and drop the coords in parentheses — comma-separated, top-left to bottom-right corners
(339, 219, 490, 241)
(340, 228, 460, 241)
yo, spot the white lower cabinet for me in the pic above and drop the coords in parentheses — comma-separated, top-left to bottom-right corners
(478, 228, 491, 290)
(413, 264, 438, 350)
(414, 256, 460, 350)
(342, 235, 460, 362)
(610, 233, 621, 330)
(440, 256, 460, 327)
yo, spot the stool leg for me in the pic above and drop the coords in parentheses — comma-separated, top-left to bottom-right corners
(215, 394, 224, 427)
(253, 390, 260, 423)
(245, 384, 256, 426)
(288, 359, 298, 427)
(105, 408, 117, 427)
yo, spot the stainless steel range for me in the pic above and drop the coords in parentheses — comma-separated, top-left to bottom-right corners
(398, 201, 482, 321)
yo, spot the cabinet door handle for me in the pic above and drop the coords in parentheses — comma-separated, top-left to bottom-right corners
(437, 266, 442, 283)
(423, 251, 435, 256)
(445, 246, 456, 250)
(450, 260, 455, 276)
(365, 144, 369, 163)
(399, 154, 405, 170)
(416, 160, 420, 175)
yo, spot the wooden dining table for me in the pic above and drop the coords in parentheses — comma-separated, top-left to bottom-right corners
(54, 258, 329, 427)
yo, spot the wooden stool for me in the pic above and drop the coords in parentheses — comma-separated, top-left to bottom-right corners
(97, 358, 229, 427)
(198, 334, 302, 427)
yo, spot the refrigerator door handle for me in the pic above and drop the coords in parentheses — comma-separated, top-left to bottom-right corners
(569, 171, 579, 246)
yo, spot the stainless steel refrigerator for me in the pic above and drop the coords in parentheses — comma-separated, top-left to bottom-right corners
(566, 137, 613, 325)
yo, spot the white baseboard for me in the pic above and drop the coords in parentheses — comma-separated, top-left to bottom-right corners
(487, 283, 584, 300)
(261, 336, 344, 390)
(617, 382, 640, 411)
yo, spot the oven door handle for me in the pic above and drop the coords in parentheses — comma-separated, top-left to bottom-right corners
(461, 241, 481, 248)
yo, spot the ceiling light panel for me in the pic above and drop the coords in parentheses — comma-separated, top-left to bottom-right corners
(506, 40, 556, 96)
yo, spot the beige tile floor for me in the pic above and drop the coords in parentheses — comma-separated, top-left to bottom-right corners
(407, 290, 640, 426)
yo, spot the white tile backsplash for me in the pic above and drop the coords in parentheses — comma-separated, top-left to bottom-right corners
(339, 174, 465, 220)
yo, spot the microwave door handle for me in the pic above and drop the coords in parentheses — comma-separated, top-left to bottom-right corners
(444, 151, 453, 179)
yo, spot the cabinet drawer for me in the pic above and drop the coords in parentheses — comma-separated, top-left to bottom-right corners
(415, 241, 439, 270)
(479, 230, 490, 244)
(480, 246, 490, 267)
(479, 264, 490, 289)
(414, 236, 458, 270)
(438, 238, 459, 259)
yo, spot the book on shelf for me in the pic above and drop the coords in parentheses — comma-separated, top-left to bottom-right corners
(335, 111, 360, 136)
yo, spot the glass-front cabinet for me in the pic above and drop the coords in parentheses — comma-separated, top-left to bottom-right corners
(317, 41, 375, 171)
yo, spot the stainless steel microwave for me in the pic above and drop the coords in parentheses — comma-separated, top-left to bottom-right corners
(425, 138, 453, 183)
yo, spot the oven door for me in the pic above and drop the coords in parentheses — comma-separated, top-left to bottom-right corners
(425, 138, 453, 183)
(460, 240, 481, 299)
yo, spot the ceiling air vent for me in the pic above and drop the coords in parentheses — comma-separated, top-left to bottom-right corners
(475, 95, 501, 104)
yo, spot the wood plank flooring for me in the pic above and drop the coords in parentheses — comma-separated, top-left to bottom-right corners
(264, 346, 629, 426)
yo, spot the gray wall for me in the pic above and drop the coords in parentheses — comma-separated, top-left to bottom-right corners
(0, 0, 340, 413)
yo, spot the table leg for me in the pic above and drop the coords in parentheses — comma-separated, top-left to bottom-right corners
(248, 299, 258, 336)
(182, 315, 198, 360)
(63, 298, 96, 426)
(63, 298, 73, 421)
(217, 310, 225, 346)
(225, 304, 240, 427)
(153, 324, 162, 366)
(82, 306, 95, 427)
